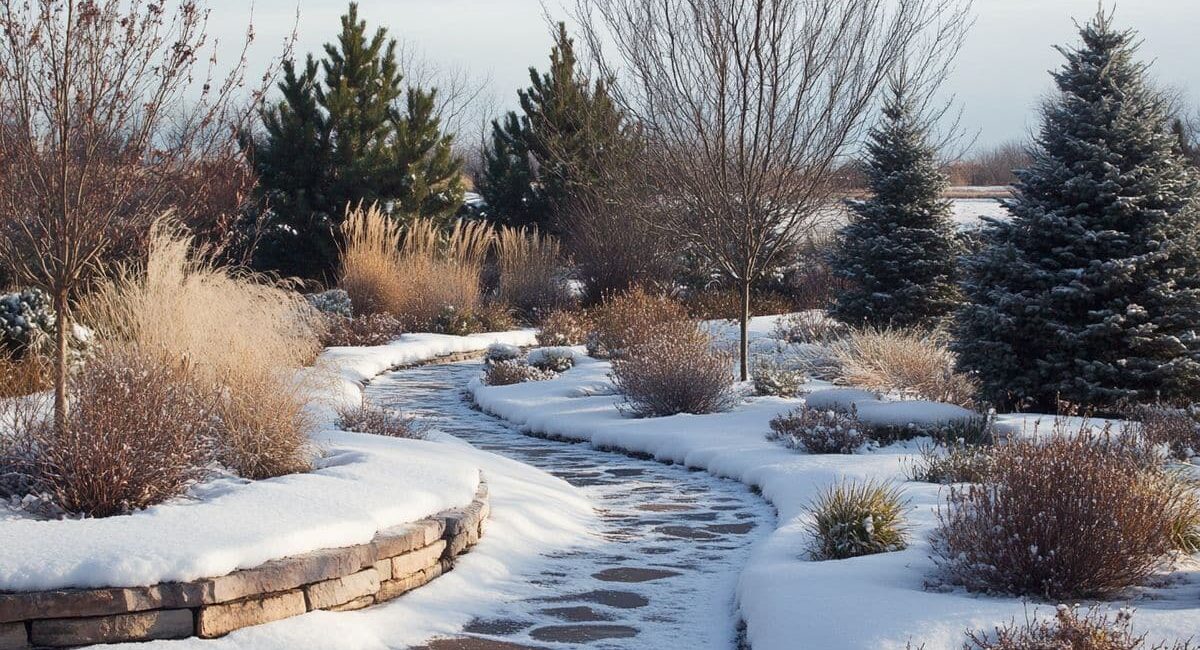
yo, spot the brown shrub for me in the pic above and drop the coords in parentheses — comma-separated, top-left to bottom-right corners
(831, 327, 978, 407)
(904, 441, 995, 484)
(931, 433, 1188, 599)
(320, 313, 405, 347)
(768, 406, 866, 453)
(963, 605, 1194, 650)
(495, 226, 573, 318)
(0, 351, 50, 398)
(27, 348, 218, 517)
(1135, 405, 1200, 461)
(563, 193, 681, 305)
(610, 321, 739, 417)
(537, 309, 592, 347)
(337, 403, 427, 439)
(473, 301, 519, 333)
(683, 289, 795, 321)
(587, 286, 688, 358)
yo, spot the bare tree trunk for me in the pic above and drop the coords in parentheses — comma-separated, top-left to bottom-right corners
(53, 288, 69, 431)
(739, 279, 751, 382)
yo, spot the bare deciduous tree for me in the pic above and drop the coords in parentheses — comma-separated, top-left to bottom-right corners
(0, 0, 286, 427)
(573, 0, 972, 379)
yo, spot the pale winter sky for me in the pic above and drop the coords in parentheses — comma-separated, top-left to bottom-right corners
(214, 0, 1200, 152)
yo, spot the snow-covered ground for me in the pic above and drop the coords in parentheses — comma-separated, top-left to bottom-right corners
(0, 330, 543, 592)
(469, 316, 1200, 650)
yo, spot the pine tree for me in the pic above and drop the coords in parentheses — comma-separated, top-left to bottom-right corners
(478, 23, 633, 231)
(829, 81, 962, 328)
(479, 112, 543, 227)
(955, 11, 1200, 411)
(249, 2, 464, 281)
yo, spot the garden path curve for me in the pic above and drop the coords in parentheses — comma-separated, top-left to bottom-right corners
(366, 359, 775, 650)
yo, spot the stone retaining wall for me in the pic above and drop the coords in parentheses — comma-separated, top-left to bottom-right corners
(0, 479, 490, 648)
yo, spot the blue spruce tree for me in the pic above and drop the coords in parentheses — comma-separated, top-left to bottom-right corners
(955, 11, 1200, 410)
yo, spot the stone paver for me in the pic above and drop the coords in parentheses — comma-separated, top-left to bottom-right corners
(367, 361, 774, 649)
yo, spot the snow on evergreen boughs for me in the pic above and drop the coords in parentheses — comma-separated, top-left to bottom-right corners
(954, 11, 1200, 410)
(0, 288, 55, 354)
(829, 81, 962, 328)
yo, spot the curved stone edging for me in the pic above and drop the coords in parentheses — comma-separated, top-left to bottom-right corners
(0, 478, 490, 648)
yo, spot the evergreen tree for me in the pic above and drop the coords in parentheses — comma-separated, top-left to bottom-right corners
(955, 11, 1200, 411)
(478, 23, 633, 232)
(478, 112, 543, 227)
(829, 81, 962, 328)
(249, 2, 463, 281)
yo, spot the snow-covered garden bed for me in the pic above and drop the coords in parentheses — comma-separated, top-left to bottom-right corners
(0, 330, 535, 593)
(469, 315, 1200, 650)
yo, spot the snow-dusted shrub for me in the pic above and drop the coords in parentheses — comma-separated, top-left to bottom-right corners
(587, 286, 688, 359)
(768, 406, 866, 454)
(831, 326, 978, 407)
(932, 433, 1191, 599)
(528, 347, 575, 373)
(537, 309, 592, 347)
(81, 222, 319, 480)
(868, 413, 997, 445)
(484, 359, 555, 386)
(337, 403, 426, 439)
(320, 312, 404, 347)
(752, 357, 809, 397)
(305, 289, 353, 318)
(1135, 405, 1200, 461)
(0, 288, 54, 354)
(770, 311, 846, 345)
(474, 301, 518, 332)
(963, 605, 1194, 650)
(610, 321, 739, 417)
(484, 342, 523, 366)
(807, 480, 908, 560)
(20, 348, 218, 517)
(904, 441, 995, 484)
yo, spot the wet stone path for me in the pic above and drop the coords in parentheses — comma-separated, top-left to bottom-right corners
(366, 360, 775, 650)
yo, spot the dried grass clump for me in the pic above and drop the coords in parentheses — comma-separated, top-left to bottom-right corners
(528, 347, 575, 373)
(25, 348, 218, 517)
(0, 351, 50, 398)
(931, 433, 1191, 599)
(831, 327, 978, 407)
(496, 226, 573, 317)
(337, 403, 427, 439)
(537, 309, 592, 347)
(964, 605, 1195, 650)
(807, 480, 909, 560)
(768, 406, 866, 454)
(610, 321, 739, 418)
(1135, 405, 1200, 461)
(484, 359, 556, 386)
(340, 206, 493, 331)
(81, 221, 320, 479)
(587, 286, 688, 359)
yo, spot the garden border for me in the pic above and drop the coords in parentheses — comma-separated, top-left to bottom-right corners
(0, 478, 489, 648)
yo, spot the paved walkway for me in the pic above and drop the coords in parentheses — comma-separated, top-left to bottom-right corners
(366, 360, 774, 649)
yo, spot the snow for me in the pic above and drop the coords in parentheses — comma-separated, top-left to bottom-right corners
(467, 317, 1200, 650)
(950, 198, 1010, 228)
(0, 329, 539, 592)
